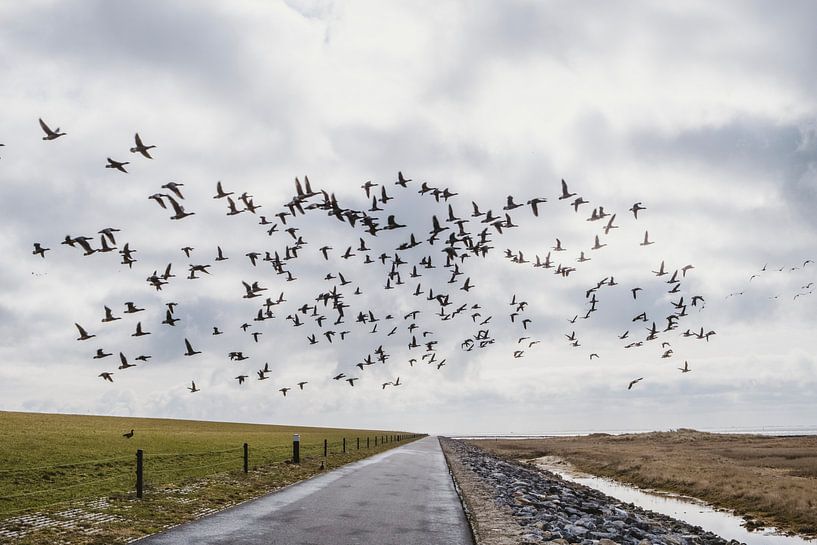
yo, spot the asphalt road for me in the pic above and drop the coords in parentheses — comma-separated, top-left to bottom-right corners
(137, 436, 474, 545)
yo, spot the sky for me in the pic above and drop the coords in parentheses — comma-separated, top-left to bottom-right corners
(0, 0, 815, 435)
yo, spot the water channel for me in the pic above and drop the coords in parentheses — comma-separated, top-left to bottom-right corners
(532, 457, 814, 545)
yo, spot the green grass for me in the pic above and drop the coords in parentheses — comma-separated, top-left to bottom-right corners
(0, 410, 418, 533)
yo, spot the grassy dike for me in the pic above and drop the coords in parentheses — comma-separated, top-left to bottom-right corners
(0, 411, 421, 545)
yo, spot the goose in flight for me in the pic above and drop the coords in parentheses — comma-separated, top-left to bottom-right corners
(188, 381, 199, 393)
(558, 179, 576, 200)
(640, 231, 654, 246)
(183, 338, 201, 356)
(162, 182, 185, 200)
(678, 361, 691, 373)
(571, 197, 588, 212)
(93, 348, 112, 359)
(527, 197, 547, 217)
(279, 387, 291, 396)
(132, 321, 150, 336)
(652, 260, 667, 276)
(118, 353, 136, 370)
(297, 381, 308, 390)
(603, 214, 618, 235)
(75, 323, 95, 341)
(124, 302, 144, 314)
(39, 118, 66, 140)
(32, 243, 50, 258)
(167, 194, 194, 220)
(106, 158, 129, 173)
(162, 310, 180, 326)
(130, 133, 156, 158)
(630, 202, 646, 219)
(627, 377, 644, 390)
(102, 306, 121, 323)
(98, 372, 114, 382)
(346, 377, 358, 386)
(148, 193, 168, 209)
(214, 181, 233, 199)
(235, 375, 248, 384)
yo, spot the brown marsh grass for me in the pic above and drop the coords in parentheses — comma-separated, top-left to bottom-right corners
(471, 429, 817, 538)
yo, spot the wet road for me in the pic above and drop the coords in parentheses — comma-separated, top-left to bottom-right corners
(137, 436, 473, 545)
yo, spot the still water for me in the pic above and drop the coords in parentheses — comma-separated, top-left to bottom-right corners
(533, 457, 815, 545)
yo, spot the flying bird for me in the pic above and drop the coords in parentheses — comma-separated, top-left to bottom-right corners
(39, 118, 66, 140)
(558, 179, 576, 200)
(75, 323, 95, 341)
(629, 202, 646, 219)
(106, 158, 129, 173)
(184, 338, 201, 356)
(130, 133, 156, 158)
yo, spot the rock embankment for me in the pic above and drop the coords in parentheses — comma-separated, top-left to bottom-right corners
(441, 438, 743, 545)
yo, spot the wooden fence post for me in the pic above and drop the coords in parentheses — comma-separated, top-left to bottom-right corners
(243, 443, 249, 473)
(324, 438, 328, 457)
(357, 437, 360, 450)
(343, 437, 346, 453)
(367, 436, 370, 448)
(136, 449, 143, 499)
(293, 434, 300, 464)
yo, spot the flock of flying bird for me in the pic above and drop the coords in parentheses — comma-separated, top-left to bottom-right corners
(22, 117, 725, 398)
(726, 261, 815, 301)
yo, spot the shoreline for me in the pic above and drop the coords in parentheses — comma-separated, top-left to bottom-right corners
(468, 430, 817, 540)
(441, 437, 741, 545)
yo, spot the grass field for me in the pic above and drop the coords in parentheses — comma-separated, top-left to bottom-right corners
(471, 429, 817, 538)
(0, 411, 419, 544)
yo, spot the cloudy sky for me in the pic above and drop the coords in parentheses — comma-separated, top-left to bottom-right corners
(0, 0, 815, 436)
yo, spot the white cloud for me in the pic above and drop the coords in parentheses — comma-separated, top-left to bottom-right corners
(0, 0, 815, 435)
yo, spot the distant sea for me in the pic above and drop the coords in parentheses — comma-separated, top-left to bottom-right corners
(451, 425, 817, 439)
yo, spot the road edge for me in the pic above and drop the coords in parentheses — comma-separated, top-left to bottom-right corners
(439, 437, 523, 545)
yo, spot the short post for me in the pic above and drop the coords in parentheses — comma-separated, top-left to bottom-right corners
(367, 436, 370, 448)
(292, 434, 300, 464)
(324, 438, 328, 457)
(343, 437, 346, 453)
(357, 437, 360, 450)
(243, 443, 249, 473)
(375, 436, 378, 446)
(136, 449, 144, 499)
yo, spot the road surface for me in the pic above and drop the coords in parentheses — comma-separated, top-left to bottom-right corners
(137, 436, 474, 545)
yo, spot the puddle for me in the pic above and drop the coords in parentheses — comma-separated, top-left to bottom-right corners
(532, 456, 815, 545)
